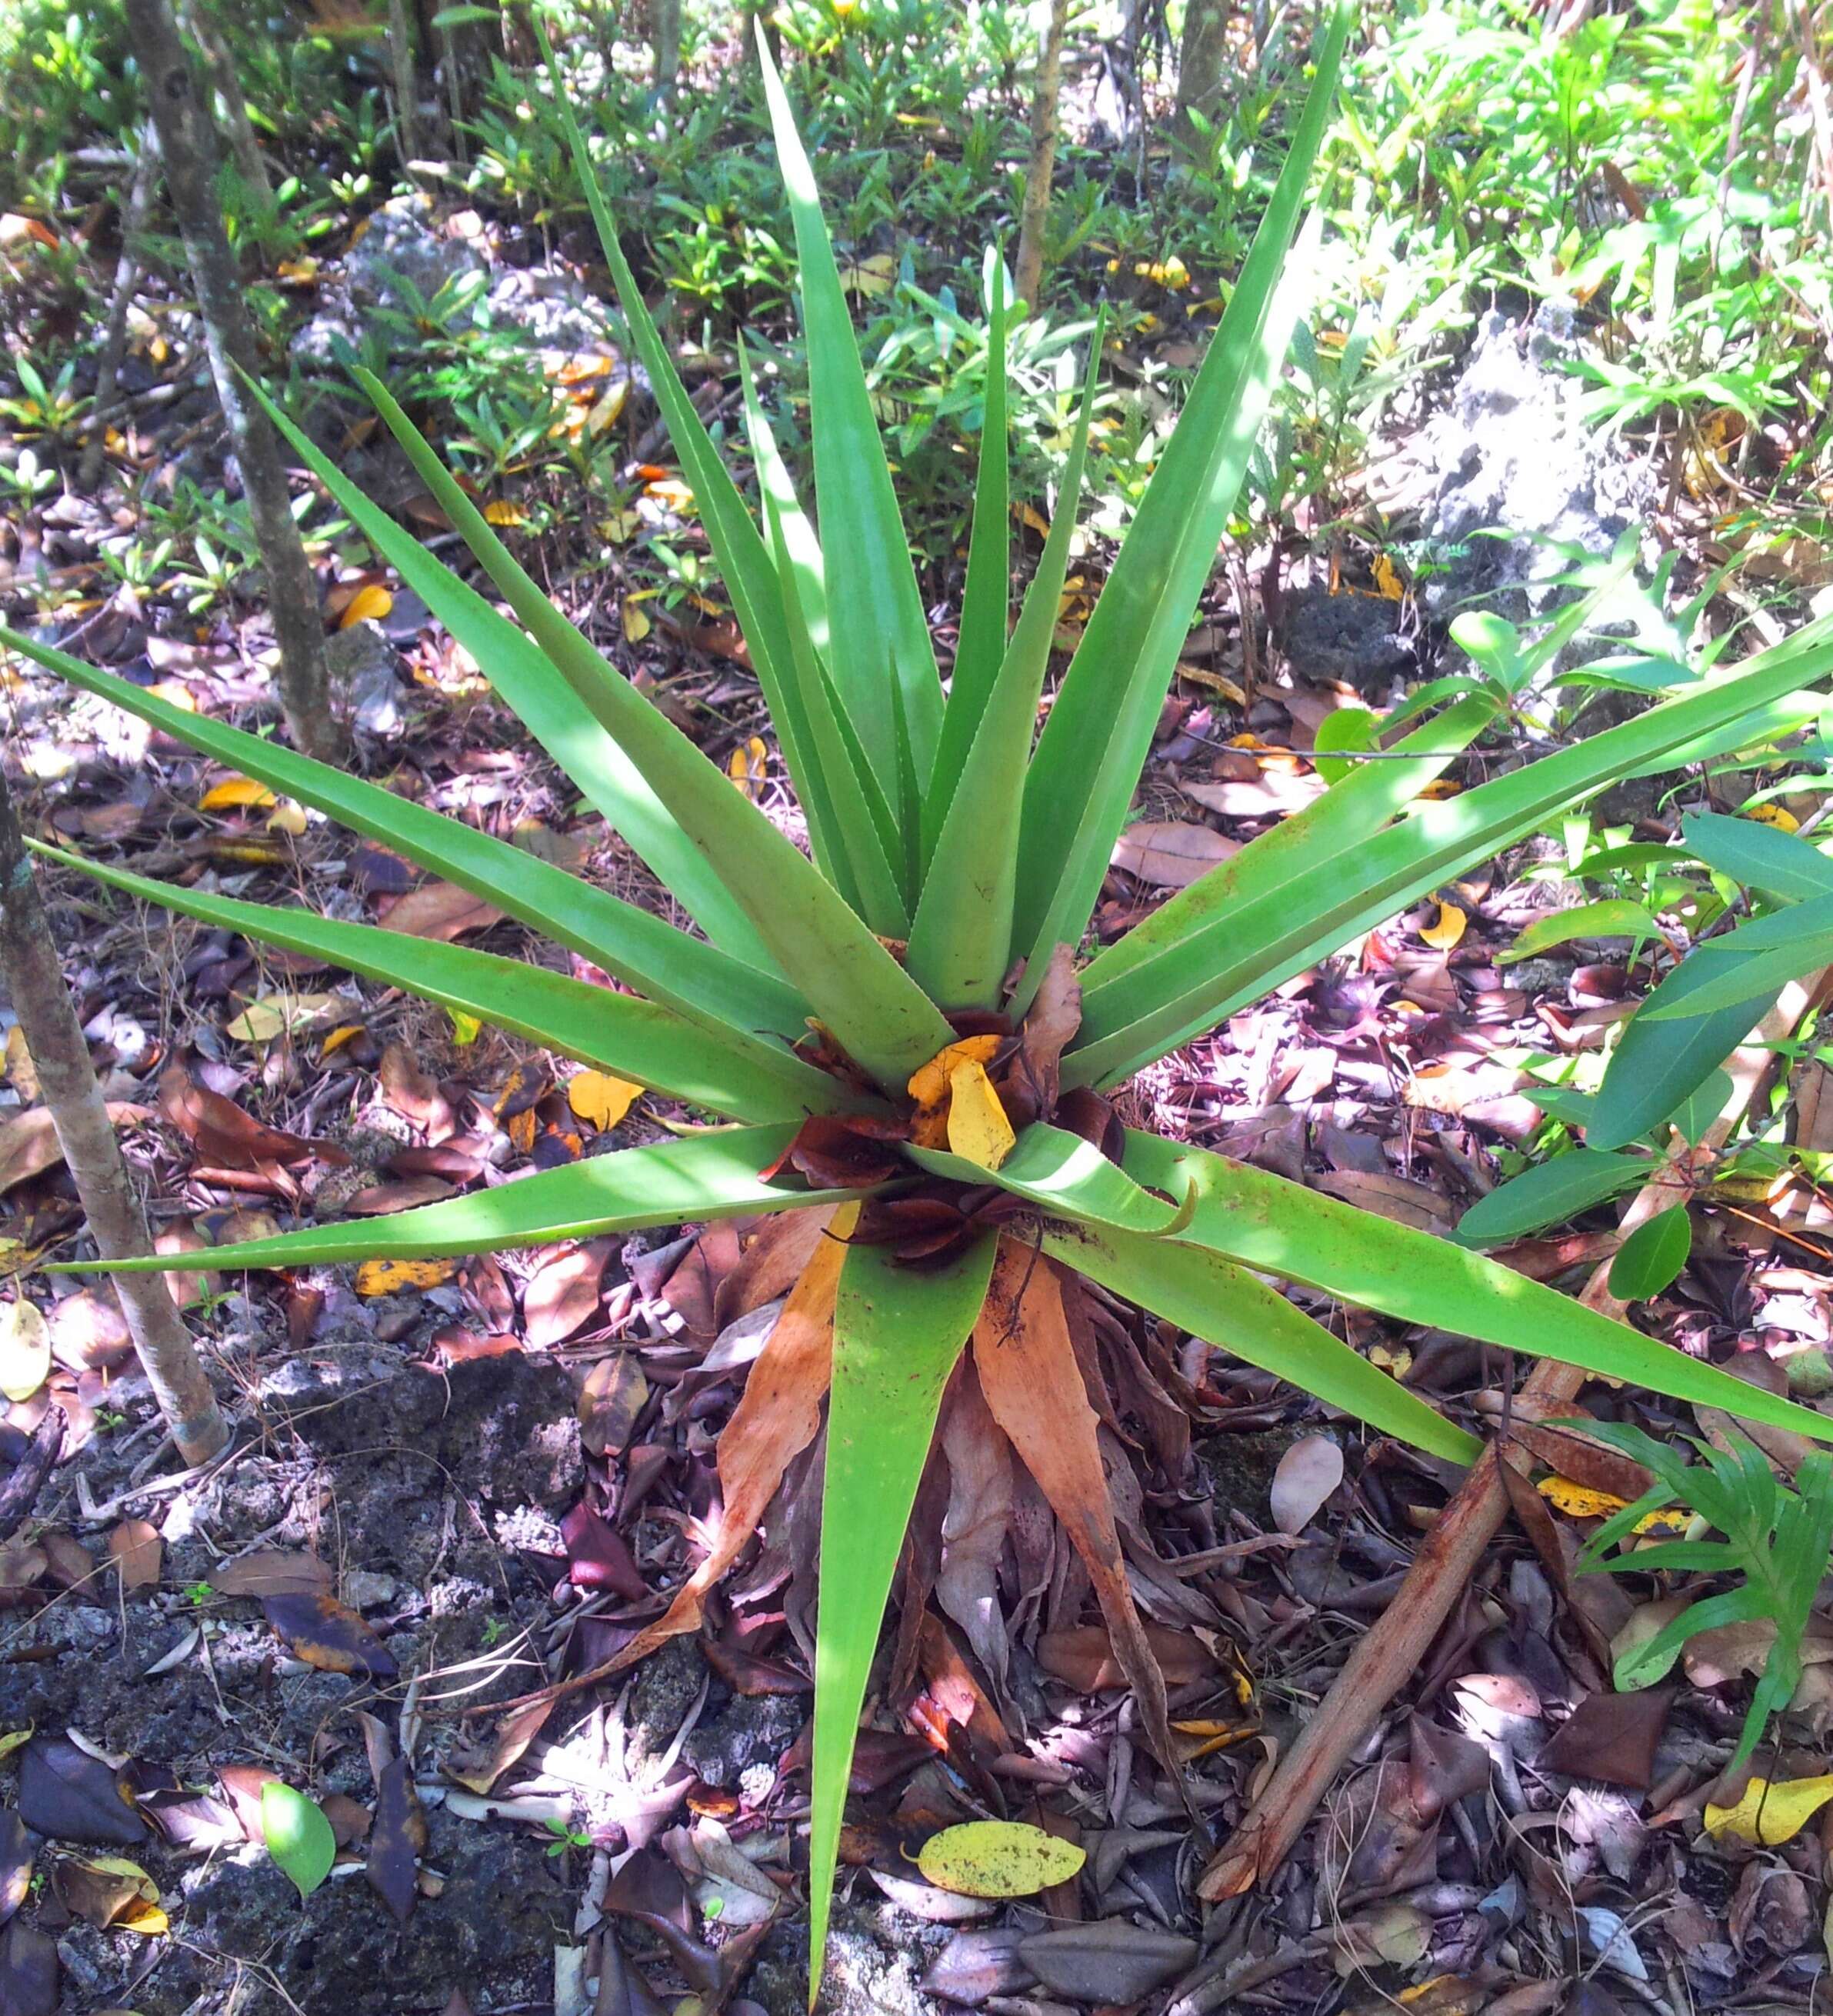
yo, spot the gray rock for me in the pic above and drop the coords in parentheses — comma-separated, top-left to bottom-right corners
(1424, 305, 1655, 652)
(346, 198, 486, 312)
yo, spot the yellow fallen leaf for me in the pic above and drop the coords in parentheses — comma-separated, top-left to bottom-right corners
(0, 1729, 30, 1763)
(1537, 1475, 1629, 1519)
(1705, 1773, 1833, 1846)
(339, 583, 393, 628)
(275, 257, 318, 284)
(916, 1820, 1085, 1898)
(448, 1008, 482, 1045)
(265, 799, 308, 837)
(1748, 803, 1801, 832)
(1372, 553, 1405, 599)
(841, 252, 897, 298)
(568, 1071, 642, 1131)
(0, 1296, 49, 1401)
(1369, 1344, 1412, 1380)
(320, 1025, 366, 1057)
(728, 736, 768, 798)
(199, 775, 278, 812)
(622, 597, 652, 644)
(908, 1035, 1002, 1118)
(5, 1025, 38, 1102)
(1419, 901, 1467, 950)
(355, 1257, 462, 1297)
(946, 1057, 1015, 1171)
(483, 499, 527, 528)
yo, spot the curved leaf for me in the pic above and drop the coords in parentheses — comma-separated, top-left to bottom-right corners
(912, 1122, 1188, 1236)
(1681, 810, 1833, 902)
(0, 625, 811, 1046)
(1046, 1221, 1481, 1465)
(1591, 951, 1777, 1149)
(1118, 1130, 1833, 1447)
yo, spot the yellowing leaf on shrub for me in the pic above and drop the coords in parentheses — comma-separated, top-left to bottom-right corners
(199, 775, 278, 812)
(946, 1057, 1015, 1171)
(1537, 1475, 1629, 1519)
(1706, 1774, 1833, 1846)
(916, 1820, 1085, 1898)
(355, 1257, 461, 1298)
(1419, 901, 1467, 950)
(728, 736, 768, 798)
(338, 583, 393, 629)
(568, 1071, 642, 1131)
(0, 1295, 50, 1401)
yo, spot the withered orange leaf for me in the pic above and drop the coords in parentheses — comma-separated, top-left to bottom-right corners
(262, 1591, 398, 1679)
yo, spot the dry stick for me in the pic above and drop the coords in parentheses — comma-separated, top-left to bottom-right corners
(125, 0, 342, 765)
(386, 0, 421, 174)
(78, 124, 161, 494)
(1014, 0, 1071, 312)
(0, 774, 228, 1466)
(1197, 973, 1824, 1900)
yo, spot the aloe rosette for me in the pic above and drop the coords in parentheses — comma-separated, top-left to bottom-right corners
(11, 13, 1833, 1998)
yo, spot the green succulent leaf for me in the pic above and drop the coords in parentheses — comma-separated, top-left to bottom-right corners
(51, 1128, 864, 1273)
(39, 842, 848, 1125)
(809, 1235, 997, 1998)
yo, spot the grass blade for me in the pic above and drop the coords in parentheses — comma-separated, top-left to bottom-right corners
(810, 1234, 996, 2001)
(53, 1128, 865, 1273)
(41, 843, 852, 1124)
(758, 36, 944, 790)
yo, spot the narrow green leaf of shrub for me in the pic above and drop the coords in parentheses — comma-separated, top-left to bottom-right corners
(1455, 1149, 1648, 1246)
(809, 1236, 998, 2001)
(0, 624, 811, 1046)
(38, 844, 845, 1125)
(1607, 1206, 1693, 1302)
(1044, 1221, 1481, 1465)
(245, 376, 771, 971)
(915, 1123, 1188, 1238)
(1119, 1131, 1833, 1447)
(1680, 810, 1833, 902)
(758, 33, 943, 790)
(1008, 6, 1349, 1012)
(262, 1782, 335, 1901)
(1591, 948, 1774, 1150)
(1498, 900, 1664, 964)
(50, 1129, 863, 1275)
(1641, 890, 1833, 1018)
(349, 365, 953, 1088)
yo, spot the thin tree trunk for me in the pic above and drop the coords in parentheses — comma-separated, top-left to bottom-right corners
(182, 0, 274, 208)
(1015, 0, 1071, 311)
(388, 0, 421, 172)
(78, 123, 161, 493)
(0, 775, 228, 1466)
(1173, 0, 1230, 154)
(652, 0, 682, 95)
(125, 0, 342, 764)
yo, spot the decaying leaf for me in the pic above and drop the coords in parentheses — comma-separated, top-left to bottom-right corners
(1707, 1774, 1833, 1847)
(0, 1103, 151, 1195)
(578, 1352, 648, 1455)
(972, 1246, 1180, 1781)
(16, 1735, 147, 1847)
(208, 1551, 332, 1599)
(378, 880, 505, 941)
(355, 1256, 462, 1297)
(366, 1754, 427, 1926)
(107, 1520, 162, 1593)
(568, 1071, 642, 1131)
(54, 1853, 167, 1934)
(1269, 1434, 1344, 1534)
(1111, 820, 1239, 888)
(262, 1591, 398, 1680)
(916, 1821, 1085, 1898)
(945, 1057, 1015, 1171)
(524, 1241, 610, 1349)
(0, 1298, 49, 1402)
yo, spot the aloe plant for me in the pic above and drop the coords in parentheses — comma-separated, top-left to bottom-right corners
(12, 15, 1833, 1999)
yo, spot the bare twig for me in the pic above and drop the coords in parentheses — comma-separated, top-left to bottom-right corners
(0, 1407, 65, 1544)
(1197, 972, 1825, 1898)
(0, 775, 228, 1465)
(78, 123, 161, 492)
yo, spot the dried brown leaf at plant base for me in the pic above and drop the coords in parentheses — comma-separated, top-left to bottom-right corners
(524, 1240, 611, 1348)
(1109, 820, 1240, 888)
(0, 1104, 152, 1195)
(599, 1211, 849, 1673)
(971, 1244, 1181, 1783)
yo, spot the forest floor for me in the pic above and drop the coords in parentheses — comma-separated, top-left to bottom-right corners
(3, 62, 1833, 2016)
